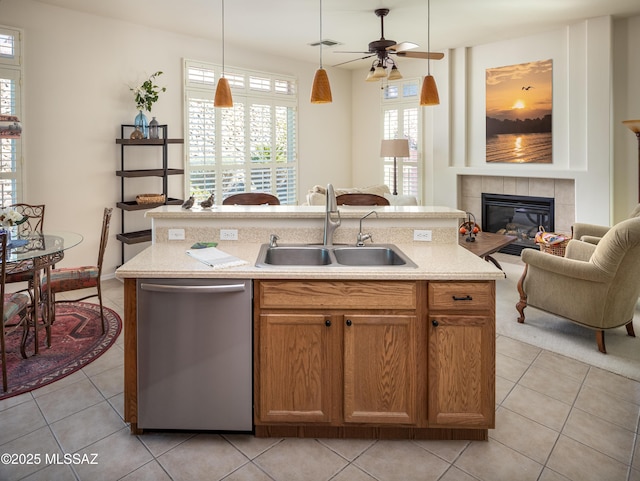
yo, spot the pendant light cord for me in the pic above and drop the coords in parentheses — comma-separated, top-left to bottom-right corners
(319, 0, 323, 68)
(221, 0, 226, 76)
(427, 0, 431, 76)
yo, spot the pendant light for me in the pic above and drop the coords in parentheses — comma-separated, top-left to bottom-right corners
(310, 0, 332, 103)
(214, 0, 233, 108)
(420, 0, 440, 106)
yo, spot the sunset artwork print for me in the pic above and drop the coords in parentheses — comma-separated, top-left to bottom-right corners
(486, 59, 552, 163)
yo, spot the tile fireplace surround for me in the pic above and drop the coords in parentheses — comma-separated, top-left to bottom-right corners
(459, 176, 576, 236)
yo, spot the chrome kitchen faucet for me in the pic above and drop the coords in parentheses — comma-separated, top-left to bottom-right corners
(323, 183, 341, 246)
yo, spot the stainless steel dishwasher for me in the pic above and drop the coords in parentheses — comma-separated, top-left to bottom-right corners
(136, 278, 253, 431)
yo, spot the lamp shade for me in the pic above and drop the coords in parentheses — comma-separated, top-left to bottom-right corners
(380, 139, 410, 158)
(372, 65, 387, 79)
(420, 74, 440, 106)
(623, 119, 640, 133)
(311, 68, 332, 103)
(214, 77, 233, 108)
(387, 65, 403, 81)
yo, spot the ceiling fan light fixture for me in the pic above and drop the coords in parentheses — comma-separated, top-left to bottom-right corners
(365, 66, 377, 82)
(420, 74, 440, 106)
(311, 0, 332, 104)
(388, 64, 402, 80)
(373, 65, 387, 79)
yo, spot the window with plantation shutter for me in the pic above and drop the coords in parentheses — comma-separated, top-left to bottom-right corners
(184, 60, 298, 205)
(381, 79, 422, 202)
(0, 26, 23, 205)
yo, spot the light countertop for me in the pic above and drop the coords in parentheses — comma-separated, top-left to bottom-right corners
(115, 241, 504, 281)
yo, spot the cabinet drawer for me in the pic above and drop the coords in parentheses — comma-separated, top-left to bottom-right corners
(258, 280, 416, 310)
(428, 282, 494, 311)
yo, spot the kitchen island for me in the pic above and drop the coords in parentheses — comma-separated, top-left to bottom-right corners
(116, 205, 503, 439)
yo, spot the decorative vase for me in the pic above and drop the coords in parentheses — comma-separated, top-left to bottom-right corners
(134, 111, 149, 138)
(149, 117, 159, 139)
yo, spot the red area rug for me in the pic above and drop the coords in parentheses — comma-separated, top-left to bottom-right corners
(1, 302, 122, 400)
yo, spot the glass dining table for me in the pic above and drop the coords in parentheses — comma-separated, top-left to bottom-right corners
(5, 230, 83, 355)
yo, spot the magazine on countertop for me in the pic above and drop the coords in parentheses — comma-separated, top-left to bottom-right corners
(185, 246, 248, 269)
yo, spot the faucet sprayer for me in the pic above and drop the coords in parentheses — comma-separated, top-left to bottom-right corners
(357, 210, 378, 246)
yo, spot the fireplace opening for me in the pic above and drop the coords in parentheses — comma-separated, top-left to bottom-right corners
(482, 193, 554, 255)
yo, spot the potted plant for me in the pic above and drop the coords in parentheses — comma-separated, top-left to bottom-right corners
(130, 71, 166, 138)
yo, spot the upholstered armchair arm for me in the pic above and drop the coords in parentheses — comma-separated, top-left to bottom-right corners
(564, 239, 596, 261)
(572, 222, 610, 242)
(579, 235, 602, 245)
(520, 248, 613, 283)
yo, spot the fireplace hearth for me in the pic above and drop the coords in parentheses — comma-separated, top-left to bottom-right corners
(482, 193, 554, 255)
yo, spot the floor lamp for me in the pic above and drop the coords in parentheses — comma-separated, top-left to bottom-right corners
(623, 119, 640, 203)
(380, 139, 410, 195)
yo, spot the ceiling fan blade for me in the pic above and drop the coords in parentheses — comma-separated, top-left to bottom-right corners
(387, 42, 419, 52)
(334, 51, 371, 55)
(396, 51, 445, 60)
(332, 54, 375, 67)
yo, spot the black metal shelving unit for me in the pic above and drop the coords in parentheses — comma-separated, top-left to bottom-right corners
(116, 124, 184, 264)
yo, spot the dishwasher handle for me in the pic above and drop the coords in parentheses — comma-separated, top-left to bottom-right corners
(139, 282, 247, 294)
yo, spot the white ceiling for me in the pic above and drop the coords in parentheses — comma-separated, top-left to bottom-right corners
(33, 0, 640, 69)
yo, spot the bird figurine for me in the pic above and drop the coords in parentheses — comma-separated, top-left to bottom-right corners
(181, 196, 195, 209)
(200, 193, 214, 209)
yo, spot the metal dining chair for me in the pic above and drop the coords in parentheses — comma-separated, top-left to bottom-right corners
(222, 193, 280, 205)
(1, 232, 31, 392)
(41, 208, 113, 334)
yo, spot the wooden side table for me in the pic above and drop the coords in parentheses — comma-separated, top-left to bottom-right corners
(459, 231, 518, 273)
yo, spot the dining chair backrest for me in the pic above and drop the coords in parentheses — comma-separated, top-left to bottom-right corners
(336, 193, 390, 206)
(9, 203, 45, 235)
(222, 193, 280, 205)
(96, 208, 113, 278)
(1, 232, 7, 298)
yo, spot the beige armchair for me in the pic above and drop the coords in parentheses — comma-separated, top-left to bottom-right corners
(572, 204, 640, 244)
(516, 216, 640, 353)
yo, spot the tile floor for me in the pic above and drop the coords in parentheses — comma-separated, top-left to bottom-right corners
(0, 271, 639, 481)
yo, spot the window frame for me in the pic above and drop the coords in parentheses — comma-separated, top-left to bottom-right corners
(183, 59, 298, 205)
(0, 25, 23, 205)
(381, 79, 423, 202)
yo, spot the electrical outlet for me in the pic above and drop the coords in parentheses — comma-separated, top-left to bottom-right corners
(168, 228, 185, 240)
(413, 229, 432, 241)
(220, 229, 238, 241)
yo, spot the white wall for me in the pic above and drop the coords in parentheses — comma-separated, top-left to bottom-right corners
(1, 0, 352, 274)
(352, 16, 639, 226)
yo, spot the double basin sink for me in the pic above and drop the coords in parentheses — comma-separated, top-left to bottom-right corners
(255, 243, 417, 268)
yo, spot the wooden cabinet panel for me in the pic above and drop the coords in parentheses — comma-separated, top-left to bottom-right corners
(254, 278, 495, 438)
(259, 280, 416, 310)
(428, 281, 494, 311)
(258, 313, 337, 423)
(428, 314, 495, 428)
(343, 315, 417, 425)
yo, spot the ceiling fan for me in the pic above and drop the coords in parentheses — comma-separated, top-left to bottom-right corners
(334, 8, 444, 80)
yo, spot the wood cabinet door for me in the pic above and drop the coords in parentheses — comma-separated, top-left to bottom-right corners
(343, 314, 417, 425)
(427, 315, 495, 428)
(258, 313, 337, 423)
